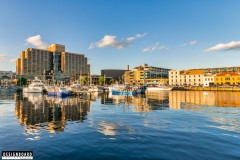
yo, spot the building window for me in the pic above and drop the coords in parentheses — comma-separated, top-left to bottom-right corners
(225, 77, 230, 80)
(199, 79, 201, 82)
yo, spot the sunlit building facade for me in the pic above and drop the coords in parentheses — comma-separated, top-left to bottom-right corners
(16, 44, 90, 81)
(169, 67, 240, 87)
(169, 69, 204, 86)
(214, 72, 240, 85)
(124, 64, 170, 85)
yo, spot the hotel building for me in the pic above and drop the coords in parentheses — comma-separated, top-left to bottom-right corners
(124, 64, 170, 85)
(16, 44, 90, 81)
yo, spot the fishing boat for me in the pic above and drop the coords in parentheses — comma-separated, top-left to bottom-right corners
(46, 86, 71, 97)
(111, 84, 133, 95)
(132, 85, 147, 95)
(0, 86, 16, 93)
(111, 89, 133, 95)
(23, 77, 46, 93)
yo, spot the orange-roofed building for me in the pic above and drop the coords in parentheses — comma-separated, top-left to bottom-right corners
(214, 72, 240, 85)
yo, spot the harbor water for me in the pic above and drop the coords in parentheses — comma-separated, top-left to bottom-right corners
(0, 91, 240, 160)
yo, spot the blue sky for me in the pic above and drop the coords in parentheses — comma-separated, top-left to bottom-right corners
(1, 0, 240, 74)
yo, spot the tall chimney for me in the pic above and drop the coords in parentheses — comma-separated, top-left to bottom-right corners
(127, 65, 129, 70)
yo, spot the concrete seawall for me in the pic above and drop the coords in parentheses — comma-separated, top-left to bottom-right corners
(180, 87, 240, 92)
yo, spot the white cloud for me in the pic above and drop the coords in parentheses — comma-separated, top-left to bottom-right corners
(25, 35, 48, 49)
(183, 40, 197, 46)
(135, 33, 147, 38)
(205, 41, 240, 52)
(0, 54, 6, 62)
(143, 43, 168, 53)
(97, 35, 117, 48)
(88, 33, 147, 49)
(10, 59, 16, 63)
(190, 40, 197, 45)
(0, 54, 17, 63)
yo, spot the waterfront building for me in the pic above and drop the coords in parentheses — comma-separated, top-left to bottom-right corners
(203, 74, 214, 87)
(169, 66, 240, 87)
(124, 64, 170, 85)
(169, 69, 204, 86)
(0, 71, 16, 85)
(16, 44, 90, 82)
(214, 72, 240, 85)
(91, 75, 112, 85)
(101, 69, 125, 81)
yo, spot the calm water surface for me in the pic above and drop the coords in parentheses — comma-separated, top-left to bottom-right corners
(0, 91, 240, 160)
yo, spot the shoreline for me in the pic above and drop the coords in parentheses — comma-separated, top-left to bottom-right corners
(173, 87, 240, 92)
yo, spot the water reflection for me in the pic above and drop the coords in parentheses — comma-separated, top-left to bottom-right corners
(101, 92, 169, 112)
(13, 91, 240, 135)
(169, 91, 240, 109)
(15, 93, 90, 134)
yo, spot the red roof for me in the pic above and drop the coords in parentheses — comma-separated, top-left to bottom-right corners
(216, 72, 239, 77)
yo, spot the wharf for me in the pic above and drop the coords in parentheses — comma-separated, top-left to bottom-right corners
(173, 87, 240, 92)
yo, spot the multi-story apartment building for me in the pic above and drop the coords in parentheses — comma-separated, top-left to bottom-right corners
(16, 44, 90, 81)
(169, 69, 204, 86)
(124, 64, 170, 85)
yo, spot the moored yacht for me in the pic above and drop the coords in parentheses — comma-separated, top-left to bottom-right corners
(23, 77, 46, 93)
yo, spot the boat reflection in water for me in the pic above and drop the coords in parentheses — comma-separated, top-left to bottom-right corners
(14, 91, 240, 136)
(15, 93, 90, 135)
(101, 92, 169, 112)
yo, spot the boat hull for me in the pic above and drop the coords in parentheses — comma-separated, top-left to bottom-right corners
(23, 88, 43, 93)
(146, 87, 173, 91)
(47, 91, 70, 97)
(112, 90, 132, 95)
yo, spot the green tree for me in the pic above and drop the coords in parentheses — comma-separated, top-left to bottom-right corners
(79, 76, 88, 85)
(17, 77, 27, 86)
(109, 78, 115, 84)
(98, 76, 105, 85)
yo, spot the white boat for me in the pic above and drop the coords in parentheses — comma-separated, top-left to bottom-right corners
(23, 77, 45, 93)
(146, 85, 173, 91)
(88, 85, 103, 93)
